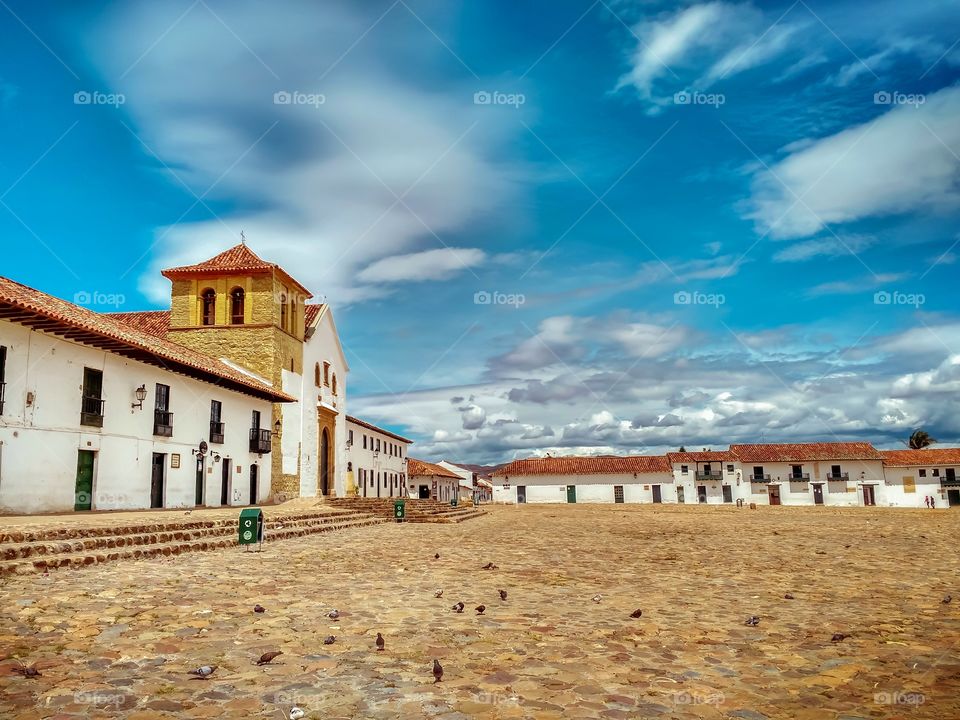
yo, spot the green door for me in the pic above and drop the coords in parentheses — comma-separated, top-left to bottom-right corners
(74, 450, 95, 511)
(566, 485, 576, 503)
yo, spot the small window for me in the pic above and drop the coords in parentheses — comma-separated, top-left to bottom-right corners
(919, 469, 927, 477)
(363, 435, 367, 450)
(230, 287, 245, 325)
(753, 466, 764, 479)
(323, 362, 330, 386)
(332, 374, 337, 395)
(280, 294, 288, 331)
(726, 464, 734, 473)
(348, 430, 354, 445)
(681, 465, 688, 474)
(252, 410, 261, 430)
(933, 469, 940, 477)
(201, 288, 216, 326)
(376, 438, 380, 452)
(314, 363, 321, 387)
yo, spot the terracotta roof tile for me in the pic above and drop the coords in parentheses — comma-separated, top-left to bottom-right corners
(730, 442, 882, 462)
(305, 304, 325, 327)
(880, 448, 960, 467)
(102, 310, 171, 338)
(408, 458, 461, 479)
(161, 243, 313, 297)
(666, 450, 736, 463)
(0, 275, 293, 404)
(492, 455, 671, 477)
(346, 415, 413, 444)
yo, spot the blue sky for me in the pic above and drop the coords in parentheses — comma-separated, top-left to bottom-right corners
(1, 0, 959, 462)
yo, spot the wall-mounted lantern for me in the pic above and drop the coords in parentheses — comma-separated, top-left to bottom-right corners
(131, 384, 147, 410)
(212, 452, 222, 463)
(272, 419, 282, 437)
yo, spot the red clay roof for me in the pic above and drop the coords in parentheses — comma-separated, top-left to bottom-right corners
(346, 415, 413, 444)
(0, 275, 293, 404)
(408, 458, 461, 479)
(304, 304, 325, 327)
(730, 442, 882, 462)
(881, 449, 960, 467)
(102, 310, 171, 338)
(161, 243, 313, 297)
(666, 450, 736, 464)
(492, 455, 671, 477)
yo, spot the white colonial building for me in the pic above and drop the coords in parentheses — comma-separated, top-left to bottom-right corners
(345, 415, 412, 498)
(667, 450, 739, 504)
(0, 275, 291, 514)
(880, 448, 960, 508)
(408, 459, 461, 502)
(436, 460, 476, 502)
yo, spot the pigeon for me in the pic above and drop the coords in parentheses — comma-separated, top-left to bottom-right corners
(498, 589, 507, 601)
(592, 594, 603, 603)
(433, 659, 444, 683)
(257, 651, 282, 666)
(323, 635, 336, 645)
(434, 553, 440, 560)
(481, 562, 498, 570)
(327, 610, 340, 620)
(434, 589, 443, 598)
(12, 661, 41, 678)
(475, 605, 486, 615)
(630, 609, 643, 618)
(376, 633, 385, 651)
(184, 510, 192, 515)
(744, 616, 761, 627)
(290, 708, 305, 720)
(943, 595, 953, 605)
(784, 593, 794, 600)
(254, 604, 266, 613)
(452, 602, 464, 613)
(189, 665, 217, 678)
(831, 633, 850, 642)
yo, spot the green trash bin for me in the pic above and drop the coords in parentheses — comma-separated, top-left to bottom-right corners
(450, 498, 458, 507)
(394, 499, 406, 522)
(239, 508, 264, 547)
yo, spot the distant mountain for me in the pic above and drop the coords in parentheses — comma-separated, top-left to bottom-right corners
(448, 462, 508, 477)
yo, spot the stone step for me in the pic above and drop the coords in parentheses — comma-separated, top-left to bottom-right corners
(0, 515, 387, 576)
(0, 511, 377, 562)
(327, 497, 486, 523)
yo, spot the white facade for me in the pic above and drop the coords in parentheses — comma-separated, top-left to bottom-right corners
(0, 319, 277, 514)
(738, 459, 886, 507)
(492, 470, 675, 504)
(346, 416, 411, 498)
(881, 452, 960, 508)
(437, 461, 476, 501)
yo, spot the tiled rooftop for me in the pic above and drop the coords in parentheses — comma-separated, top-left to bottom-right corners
(493, 455, 671, 477)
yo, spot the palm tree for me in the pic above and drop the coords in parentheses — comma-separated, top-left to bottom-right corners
(908, 429, 936, 449)
(678, 446, 687, 452)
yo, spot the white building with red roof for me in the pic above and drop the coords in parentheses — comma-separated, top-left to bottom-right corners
(880, 448, 960, 508)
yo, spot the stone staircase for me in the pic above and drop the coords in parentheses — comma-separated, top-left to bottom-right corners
(0, 507, 385, 576)
(328, 496, 487, 523)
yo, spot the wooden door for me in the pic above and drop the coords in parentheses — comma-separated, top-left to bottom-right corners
(722, 485, 732, 503)
(150, 453, 165, 509)
(652, 485, 662, 503)
(220, 459, 230, 505)
(769, 486, 781, 505)
(249, 464, 258, 505)
(195, 457, 204, 506)
(516, 486, 526, 503)
(566, 485, 576, 503)
(813, 484, 824, 505)
(614, 485, 624, 503)
(862, 485, 875, 506)
(74, 450, 95, 511)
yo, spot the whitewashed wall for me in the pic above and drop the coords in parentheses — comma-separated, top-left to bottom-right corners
(0, 320, 274, 513)
(882, 468, 955, 508)
(490, 472, 674, 504)
(346, 419, 409, 498)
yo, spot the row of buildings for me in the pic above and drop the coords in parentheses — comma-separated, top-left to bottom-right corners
(0, 243, 482, 515)
(490, 444, 960, 508)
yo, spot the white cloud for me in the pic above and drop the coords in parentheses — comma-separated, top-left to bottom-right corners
(805, 272, 908, 297)
(356, 247, 485, 283)
(773, 234, 876, 262)
(748, 85, 960, 239)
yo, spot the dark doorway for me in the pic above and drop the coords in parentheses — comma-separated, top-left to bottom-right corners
(220, 458, 231, 506)
(566, 485, 576, 503)
(249, 464, 259, 505)
(862, 485, 876, 506)
(150, 453, 165, 509)
(722, 485, 733, 503)
(677, 486, 685, 503)
(195, 457, 204, 506)
(948, 489, 960, 507)
(74, 450, 95, 511)
(769, 485, 781, 505)
(652, 485, 662, 503)
(614, 485, 624, 503)
(697, 485, 707, 503)
(418, 485, 430, 499)
(813, 484, 824, 505)
(517, 485, 526, 503)
(320, 428, 330, 495)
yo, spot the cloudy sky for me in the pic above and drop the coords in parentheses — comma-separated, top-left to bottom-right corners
(2, 0, 959, 463)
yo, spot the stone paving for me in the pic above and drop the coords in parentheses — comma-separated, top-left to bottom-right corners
(1, 504, 958, 719)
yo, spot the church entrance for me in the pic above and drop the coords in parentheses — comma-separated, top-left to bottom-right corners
(320, 428, 330, 496)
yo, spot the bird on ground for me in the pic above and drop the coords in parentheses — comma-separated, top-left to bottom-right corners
(434, 589, 443, 598)
(784, 594, 794, 600)
(475, 605, 486, 615)
(11, 661, 41, 678)
(184, 510, 192, 515)
(189, 665, 217, 679)
(254, 604, 266, 613)
(498, 589, 507, 601)
(257, 651, 283, 666)
(434, 553, 440, 560)
(831, 633, 851, 642)
(433, 659, 444, 683)
(630, 609, 643, 618)
(943, 595, 953, 604)
(290, 708, 305, 720)
(376, 633, 385, 651)
(744, 616, 761, 627)
(323, 636, 336, 645)
(592, 594, 603, 603)
(327, 610, 340, 620)
(452, 602, 464, 613)
(481, 562, 498, 570)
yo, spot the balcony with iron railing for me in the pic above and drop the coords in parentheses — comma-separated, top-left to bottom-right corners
(695, 470, 724, 481)
(749, 473, 772, 482)
(154, 410, 173, 437)
(940, 474, 959, 487)
(209, 421, 225, 444)
(826, 472, 849, 481)
(789, 473, 811, 481)
(80, 395, 105, 427)
(250, 428, 272, 454)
